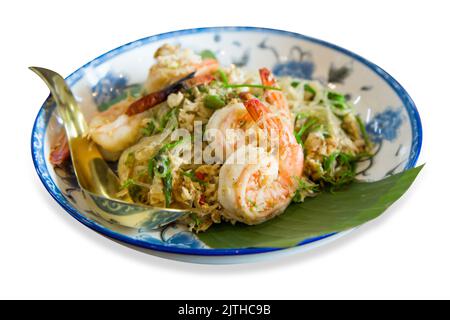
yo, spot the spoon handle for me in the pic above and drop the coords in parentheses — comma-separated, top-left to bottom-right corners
(29, 67, 89, 138)
(30, 66, 110, 193)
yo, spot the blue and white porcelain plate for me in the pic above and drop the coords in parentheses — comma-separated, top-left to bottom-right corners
(31, 27, 422, 264)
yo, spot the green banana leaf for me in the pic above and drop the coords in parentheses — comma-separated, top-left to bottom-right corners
(198, 165, 424, 248)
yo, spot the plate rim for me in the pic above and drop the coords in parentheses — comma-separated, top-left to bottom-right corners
(31, 26, 422, 257)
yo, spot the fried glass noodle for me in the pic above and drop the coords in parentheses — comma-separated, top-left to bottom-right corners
(84, 44, 372, 232)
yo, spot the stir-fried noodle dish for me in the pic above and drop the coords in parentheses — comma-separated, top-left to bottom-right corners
(51, 44, 373, 232)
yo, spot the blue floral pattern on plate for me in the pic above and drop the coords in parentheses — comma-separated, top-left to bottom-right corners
(273, 60, 314, 79)
(91, 72, 128, 109)
(258, 39, 315, 79)
(366, 108, 403, 143)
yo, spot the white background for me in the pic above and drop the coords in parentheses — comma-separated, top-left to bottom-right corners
(0, 0, 449, 300)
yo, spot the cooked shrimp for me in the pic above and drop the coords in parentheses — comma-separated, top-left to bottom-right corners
(259, 67, 293, 128)
(218, 98, 304, 225)
(204, 102, 256, 162)
(89, 98, 148, 158)
(206, 68, 292, 163)
(145, 44, 219, 93)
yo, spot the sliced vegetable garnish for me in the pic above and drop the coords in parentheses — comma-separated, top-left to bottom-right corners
(291, 81, 300, 88)
(304, 83, 316, 95)
(190, 213, 203, 228)
(141, 120, 156, 136)
(120, 178, 143, 201)
(356, 115, 372, 147)
(146, 138, 185, 206)
(160, 108, 178, 130)
(225, 84, 282, 91)
(322, 152, 358, 189)
(327, 91, 347, 103)
(197, 84, 208, 93)
(198, 165, 424, 248)
(147, 157, 154, 177)
(204, 94, 226, 109)
(294, 118, 318, 145)
(215, 68, 280, 91)
(292, 178, 319, 203)
(160, 138, 185, 153)
(332, 102, 348, 110)
(149, 153, 172, 206)
(216, 69, 229, 85)
(163, 170, 173, 206)
(154, 154, 170, 178)
(121, 178, 136, 189)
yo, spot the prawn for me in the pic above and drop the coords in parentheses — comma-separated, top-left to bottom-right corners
(145, 44, 219, 93)
(218, 97, 304, 225)
(205, 67, 290, 163)
(88, 97, 147, 158)
(259, 67, 293, 128)
(204, 102, 255, 162)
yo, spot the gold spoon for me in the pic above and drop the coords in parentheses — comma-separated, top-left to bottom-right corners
(30, 67, 191, 229)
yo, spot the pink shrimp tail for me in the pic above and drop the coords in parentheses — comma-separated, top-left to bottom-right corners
(244, 98, 276, 129)
(244, 99, 267, 125)
(259, 68, 276, 87)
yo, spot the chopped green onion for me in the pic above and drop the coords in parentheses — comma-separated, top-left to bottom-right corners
(148, 153, 172, 206)
(141, 121, 156, 136)
(291, 81, 300, 88)
(204, 94, 226, 109)
(322, 152, 358, 190)
(200, 49, 217, 60)
(147, 138, 186, 206)
(197, 84, 208, 93)
(143, 108, 178, 136)
(292, 178, 319, 203)
(160, 108, 178, 129)
(160, 138, 185, 153)
(120, 178, 143, 200)
(304, 84, 316, 95)
(190, 213, 203, 228)
(163, 171, 173, 206)
(216, 69, 229, 85)
(304, 84, 316, 101)
(356, 115, 371, 147)
(121, 178, 136, 189)
(323, 152, 339, 172)
(294, 118, 318, 145)
(332, 102, 349, 111)
(154, 156, 170, 178)
(327, 91, 346, 103)
(148, 158, 155, 178)
(225, 84, 282, 91)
